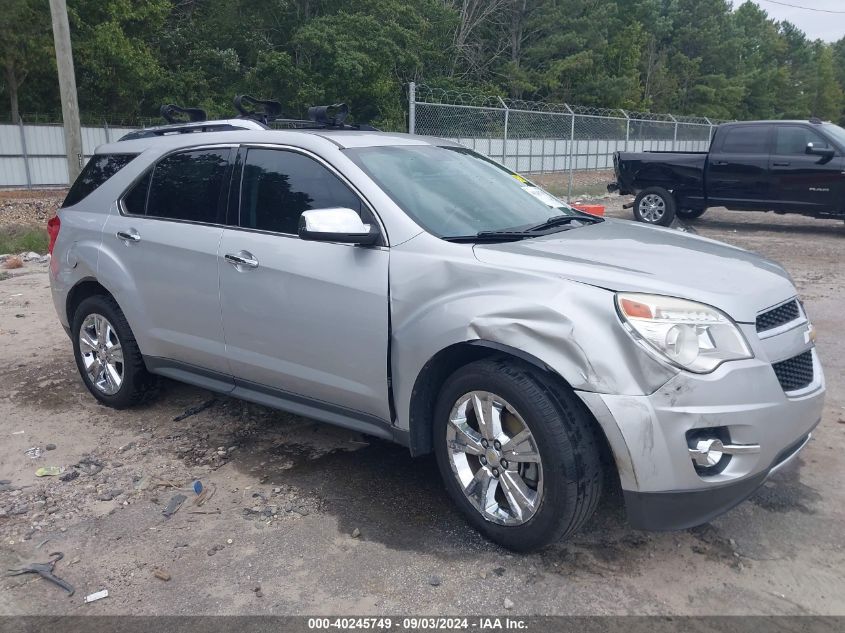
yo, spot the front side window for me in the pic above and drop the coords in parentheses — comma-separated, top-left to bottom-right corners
(346, 145, 577, 238)
(145, 149, 231, 223)
(239, 148, 363, 234)
(63, 153, 138, 208)
(774, 126, 830, 155)
(720, 126, 770, 154)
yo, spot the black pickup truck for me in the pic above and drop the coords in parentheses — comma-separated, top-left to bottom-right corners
(608, 119, 845, 226)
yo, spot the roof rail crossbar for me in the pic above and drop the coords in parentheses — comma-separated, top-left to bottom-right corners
(234, 95, 284, 124)
(160, 104, 207, 124)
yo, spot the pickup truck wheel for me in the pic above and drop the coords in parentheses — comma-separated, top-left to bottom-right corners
(71, 295, 160, 409)
(633, 187, 676, 226)
(434, 359, 603, 551)
(676, 207, 707, 220)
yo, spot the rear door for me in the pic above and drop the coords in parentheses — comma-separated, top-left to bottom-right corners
(218, 146, 390, 421)
(103, 146, 234, 377)
(769, 125, 843, 214)
(706, 124, 772, 209)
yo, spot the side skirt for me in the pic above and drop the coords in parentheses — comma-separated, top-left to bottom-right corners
(143, 356, 407, 446)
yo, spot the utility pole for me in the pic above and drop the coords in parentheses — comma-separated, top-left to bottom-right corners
(48, 0, 84, 183)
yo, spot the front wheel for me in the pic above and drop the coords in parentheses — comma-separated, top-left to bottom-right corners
(433, 359, 604, 551)
(633, 187, 676, 226)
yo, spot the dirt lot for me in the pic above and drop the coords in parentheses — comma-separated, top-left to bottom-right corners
(0, 192, 843, 616)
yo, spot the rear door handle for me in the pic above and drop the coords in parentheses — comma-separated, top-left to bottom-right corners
(116, 229, 141, 243)
(224, 252, 259, 269)
(711, 160, 729, 166)
(772, 161, 791, 167)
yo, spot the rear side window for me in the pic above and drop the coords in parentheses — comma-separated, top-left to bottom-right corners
(122, 171, 151, 215)
(62, 153, 138, 208)
(239, 148, 362, 234)
(774, 126, 830, 155)
(719, 126, 769, 154)
(145, 149, 231, 223)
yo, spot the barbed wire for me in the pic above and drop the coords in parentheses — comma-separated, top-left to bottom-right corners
(413, 84, 730, 125)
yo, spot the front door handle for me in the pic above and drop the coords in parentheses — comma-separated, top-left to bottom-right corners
(772, 161, 791, 167)
(116, 229, 141, 243)
(711, 160, 729, 166)
(225, 252, 259, 269)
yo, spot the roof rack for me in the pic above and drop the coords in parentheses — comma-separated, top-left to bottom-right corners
(160, 104, 207, 123)
(118, 119, 266, 141)
(234, 94, 378, 131)
(809, 117, 823, 124)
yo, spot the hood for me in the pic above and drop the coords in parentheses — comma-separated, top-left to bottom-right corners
(472, 219, 795, 323)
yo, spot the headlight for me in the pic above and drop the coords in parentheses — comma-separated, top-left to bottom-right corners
(616, 293, 752, 373)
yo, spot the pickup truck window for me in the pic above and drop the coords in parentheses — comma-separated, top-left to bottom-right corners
(774, 126, 830, 155)
(720, 126, 770, 154)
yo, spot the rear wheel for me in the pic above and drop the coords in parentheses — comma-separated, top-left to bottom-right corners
(434, 359, 603, 551)
(71, 295, 159, 408)
(676, 207, 707, 220)
(633, 187, 676, 226)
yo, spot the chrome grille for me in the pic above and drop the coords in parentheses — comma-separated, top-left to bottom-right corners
(772, 350, 814, 392)
(756, 300, 800, 333)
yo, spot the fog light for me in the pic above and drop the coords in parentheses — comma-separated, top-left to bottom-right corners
(689, 438, 760, 469)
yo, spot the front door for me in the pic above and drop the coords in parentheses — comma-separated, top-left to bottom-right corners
(218, 147, 390, 421)
(769, 125, 843, 214)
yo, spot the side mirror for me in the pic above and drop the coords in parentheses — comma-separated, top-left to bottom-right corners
(298, 208, 380, 245)
(805, 142, 835, 158)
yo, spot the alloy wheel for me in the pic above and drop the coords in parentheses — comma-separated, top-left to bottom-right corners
(446, 391, 543, 526)
(638, 193, 666, 222)
(78, 313, 124, 395)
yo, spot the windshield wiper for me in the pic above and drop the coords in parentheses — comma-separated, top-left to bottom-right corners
(442, 230, 535, 243)
(524, 214, 602, 233)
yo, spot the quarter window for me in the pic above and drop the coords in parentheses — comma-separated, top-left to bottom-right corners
(122, 171, 151, 216)
(239, 148, 363, 234)
(720, 126, 769, 154)
(145, 149, 231, 223)
(62, 153, 138, 208)
(774, 126, 830, 155)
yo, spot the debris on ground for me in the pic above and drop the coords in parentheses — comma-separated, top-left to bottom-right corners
(162, 494, 187, 517)
(504, 598, 514, 610)
(173, 398, 217, 422)
(34, 466, 63, 477)
(24, 447, 42, 459)
(84, 589, 109, 603)
(5, 552, 74, 595)
(192, 480, 203, 495)
(429, 575, 441, 587)
(59, 470, 79, 482)
(192, 483, 215, 507)
(253, 585, 263, 598)
(153, 569, 171, 582)
(351, 528, 361, 538)
(75, 456, 104, 476)
(45, 443, 56, 451)
(3, 256, 23, 270)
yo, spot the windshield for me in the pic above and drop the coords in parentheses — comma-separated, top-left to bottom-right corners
(345, 145, 581, 238)
(822, 123, 845, 149)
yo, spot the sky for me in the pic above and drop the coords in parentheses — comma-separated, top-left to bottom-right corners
(748, 0, 845, 42)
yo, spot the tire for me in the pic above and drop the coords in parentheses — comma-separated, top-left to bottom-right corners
(676, 207, 707, 220)
(71, 294, 159, 408)
(633, 187, 676, 226)
(433, 358, 603, 551)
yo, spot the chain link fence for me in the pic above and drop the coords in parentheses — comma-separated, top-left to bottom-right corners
(409, 83, 727, 199)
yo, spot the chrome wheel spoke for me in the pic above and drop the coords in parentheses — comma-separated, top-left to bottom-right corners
(499, 471, 536, 521)
(107, 343, 123, 364)
(465, 466, 497, 512)
(448, 417, 484, 456)
(501, 429, 540, 463)
(472, 393, 502, 441)
(79, 330, 97, 353)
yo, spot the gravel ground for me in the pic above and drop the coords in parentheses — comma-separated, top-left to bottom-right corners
(0, 190, 65, 228)
(0, 193, 843, 616)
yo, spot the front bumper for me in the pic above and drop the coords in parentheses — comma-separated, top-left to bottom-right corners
(623, 432, 813, 530)
(576, 320, 825, 530)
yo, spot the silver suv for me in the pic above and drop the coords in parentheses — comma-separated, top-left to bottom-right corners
(48, 117, 825, 551)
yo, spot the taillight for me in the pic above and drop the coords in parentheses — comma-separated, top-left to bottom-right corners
(47, 215, 61, 255)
